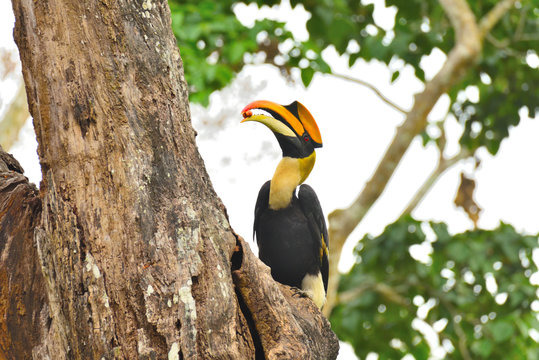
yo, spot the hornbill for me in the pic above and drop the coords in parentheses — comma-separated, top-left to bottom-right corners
(241, 100, 329, 309)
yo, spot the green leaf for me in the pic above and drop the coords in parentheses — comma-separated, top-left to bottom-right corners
(227, 42, 246, 63)
(420, 131, 431, 146)
(447, 242, 469, 263)
(488, 321, 514, 343)
(301, 67, 315, 87)
(472, 339, 494, 357)
(391, 70, 400, 83)
(410, 341, 430, 360)
(349, 52, 360, 67)
(333, 217, 538, 359)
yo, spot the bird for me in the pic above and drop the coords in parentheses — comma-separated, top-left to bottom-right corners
(240, 100, 329, 309)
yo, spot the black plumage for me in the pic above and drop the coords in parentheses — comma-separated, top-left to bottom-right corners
(254, 181, 329, 294)
(241, 99, 328, 308)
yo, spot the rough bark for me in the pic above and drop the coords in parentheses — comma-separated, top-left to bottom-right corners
(324, 0, 517, 316)
(0, 151, 46, 359)
(233, 238, 339, 360)
(3, 0, 338, 359)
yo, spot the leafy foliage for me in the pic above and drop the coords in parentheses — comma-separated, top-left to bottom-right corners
(168, 0, 327, 105)
(169, 0, 270, 105)
(289, 0, 538, 155)
(169, 2, 539, 358)
(452, 2, 539, 154)
(170, 0, 537, 152)
(330, 216, 539, 359)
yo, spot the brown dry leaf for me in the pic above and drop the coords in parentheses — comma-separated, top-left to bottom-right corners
(454, 172, 482, 227)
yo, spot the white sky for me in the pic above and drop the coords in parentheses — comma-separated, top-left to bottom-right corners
(1, 1, 538, 359)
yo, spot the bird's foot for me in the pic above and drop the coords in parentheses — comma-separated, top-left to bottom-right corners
(291, 286, 309, 298)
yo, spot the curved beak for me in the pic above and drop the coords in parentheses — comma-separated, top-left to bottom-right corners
(241, 100, 323, 147)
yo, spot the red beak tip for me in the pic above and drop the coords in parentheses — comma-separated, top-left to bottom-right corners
(242, 110, 253, 118)
(241, 104, 253, 114)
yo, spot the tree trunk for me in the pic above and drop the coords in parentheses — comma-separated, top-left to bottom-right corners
(1, 0, 338, 359)
(0, 151, 45, 359)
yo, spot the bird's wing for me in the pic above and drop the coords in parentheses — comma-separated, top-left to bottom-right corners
(298, 184, 329, 291)
(253, 180, 271, 241)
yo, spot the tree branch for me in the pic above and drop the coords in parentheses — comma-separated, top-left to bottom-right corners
(402, 149, 470, 216)
(422, 284, 472, 360)
(513, 4, 529, 41)
(517, 33, 539, 41)
(485, 33, 510, 48)
(324, 0, 494, 317)
(330, 72, 408, 115)
(478, 0, 518, 38)
(337, 281, 410, 308)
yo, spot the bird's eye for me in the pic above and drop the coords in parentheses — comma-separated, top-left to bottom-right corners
(304, 136, 309, 142)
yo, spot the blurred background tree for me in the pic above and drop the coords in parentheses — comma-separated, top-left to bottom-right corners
(0, 48, 27, 150)
(1, 0, 537, 358)
(165, 1, 538, 358)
